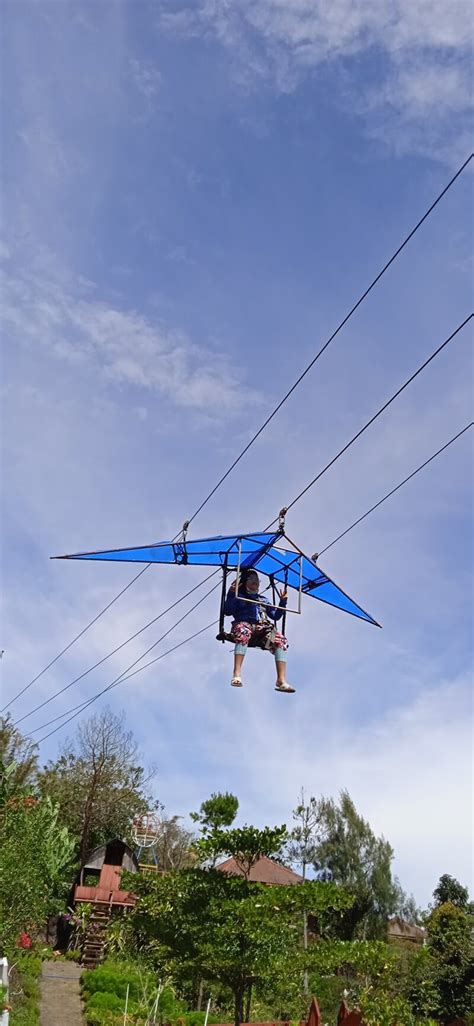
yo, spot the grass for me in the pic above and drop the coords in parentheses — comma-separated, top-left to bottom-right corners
(8, 951, 42, 1026)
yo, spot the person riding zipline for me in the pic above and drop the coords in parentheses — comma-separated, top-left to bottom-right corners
(224, 568, 295, 693)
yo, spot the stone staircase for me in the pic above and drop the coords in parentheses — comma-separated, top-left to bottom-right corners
(80, 903, 111, 968)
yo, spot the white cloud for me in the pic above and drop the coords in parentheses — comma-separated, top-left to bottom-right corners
(1, 244, 256, 413)
(160, 0, 473, 159)
(382, 59, 471, 119)
(146, 659, 473, 905)
(188, 0, 472, 62)
(129, 57, 162, 101)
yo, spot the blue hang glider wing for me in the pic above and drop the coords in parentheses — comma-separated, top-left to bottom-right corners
(54, 530, 380, 626)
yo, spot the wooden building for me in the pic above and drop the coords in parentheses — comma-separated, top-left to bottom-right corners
(73, 838, 138, 908)
(72, 839, 139, 967)
(216, 854, 304, 886)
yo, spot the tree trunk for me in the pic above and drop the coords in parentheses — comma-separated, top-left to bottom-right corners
(197, 979, 203, 1011)
(233, 984, 245, 1026)
(303, 909, 309, 994)
(80, 772, 99, 863)
(244, 982, 252, 1022)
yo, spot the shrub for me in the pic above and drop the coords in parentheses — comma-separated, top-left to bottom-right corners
(88, 991, 126, 1010)
(7, 950, 41, 1026)
(172, 1014, 221, 1026)
(82, 966, 141, 1000)
(64, 948, 82, 962)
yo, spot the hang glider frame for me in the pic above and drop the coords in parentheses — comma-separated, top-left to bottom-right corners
(234, 535, 304, 615)
(53, 520, 380, 628)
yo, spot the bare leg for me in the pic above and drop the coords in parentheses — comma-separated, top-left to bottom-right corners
(275, 657, 287, 685)
(233, 650, 246, 679)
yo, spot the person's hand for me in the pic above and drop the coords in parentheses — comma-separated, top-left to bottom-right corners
(229, 580, 237, 593)
(280, 588, 288, 600)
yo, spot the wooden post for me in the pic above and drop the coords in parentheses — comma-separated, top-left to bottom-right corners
(306, 997, 322, 1026)
(344, 1013, 364, 1026)
(337, 1000, 349, 1024)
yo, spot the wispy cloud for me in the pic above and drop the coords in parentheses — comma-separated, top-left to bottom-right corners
(129, 58, 162, 100)
(1, 244, 255, 413)
(160, 0, 473, 159)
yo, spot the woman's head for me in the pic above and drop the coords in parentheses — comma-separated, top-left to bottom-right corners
(241, 569, 260, 594)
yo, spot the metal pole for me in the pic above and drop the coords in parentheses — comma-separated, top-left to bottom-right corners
(0, 957, 9, 1026)
(203, 996, 212, 1026)
(235, 541, 242, 598)
(150, 983, 162, 1024)
(123, 983, 130, 1025)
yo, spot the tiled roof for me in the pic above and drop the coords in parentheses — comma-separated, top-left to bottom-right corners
(216, 854, 304, 885)
(388, 916, 426, 943)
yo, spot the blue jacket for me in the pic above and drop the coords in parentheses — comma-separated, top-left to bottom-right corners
(224, 587, 286, 624)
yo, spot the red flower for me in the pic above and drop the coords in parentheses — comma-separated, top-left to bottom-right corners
(16, 932, 33, 948)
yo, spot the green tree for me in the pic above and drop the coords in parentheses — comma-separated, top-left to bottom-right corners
(287, 788, 320, 878)
(311, 790, 399, 939)
(0, 795, 75, 952)
(287, 788, 322, 994)
(0, 715, 38, 802)
(392, 884, 422, 926)
(191, 791, 239, 836)
(127, 866, 352, 1026)
(432, 874, 470, 910)
(405, 893, 473, 1020)
(427, 901, 474, 1018)
(195, 823, 288, 878)
(153, 810, 195, 870)
(38, 708, 153, 860)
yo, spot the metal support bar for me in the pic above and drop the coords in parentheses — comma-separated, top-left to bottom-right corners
(233, 545, 301, 615)
(217, 558, 228, 642)
(235, 539, 242, 599)
(282, 568, 288, 636)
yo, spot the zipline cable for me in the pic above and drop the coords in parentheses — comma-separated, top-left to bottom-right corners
(4, 521, 192, 714)
(32, 410, 473, 744)
(31, 621, 218, 737)
(269, 315, 473, 523)
(318, 422, 473, 556)
(5, 155, 471, 712)
(185, 154, 473, 528)
(33, 584, 220, 743)
(0, 564, 150, 713)
(13, 570, 219, 727)
(24, 315, 473, 737)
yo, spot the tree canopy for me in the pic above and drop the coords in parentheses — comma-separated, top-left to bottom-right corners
(37, 708, 153, 860)
(432, 873, 470, 910)
(0, 715, 38, 801)
(127, 864, 352, 1026)
(191, 791, 239, 834)
(0, 781, 75, 953)
(310, 790, 400, 940)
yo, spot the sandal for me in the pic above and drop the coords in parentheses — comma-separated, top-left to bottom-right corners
(230, 677, 243, 687)
(275, 681, 295, 694)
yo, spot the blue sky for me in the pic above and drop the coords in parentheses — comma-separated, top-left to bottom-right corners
(1, 0, 473, 906)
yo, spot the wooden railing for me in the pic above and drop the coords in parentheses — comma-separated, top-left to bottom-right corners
(213, 996, 366, 1026)
(306, 996, 365, 1026)
(210, 994, 466, 1026)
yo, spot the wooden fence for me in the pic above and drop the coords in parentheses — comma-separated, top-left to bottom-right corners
(214, 995, 467, 1026)
(213, 994, 366, 1026)
(306, 995, 365, 1025)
